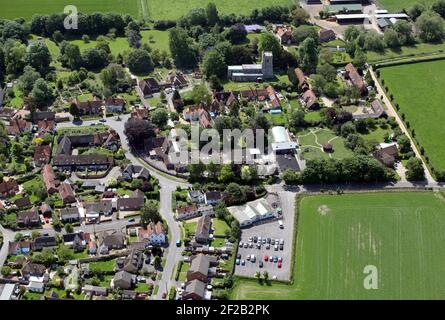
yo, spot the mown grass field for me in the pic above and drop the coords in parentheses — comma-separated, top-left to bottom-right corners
(231, 192, 445, 299)
(379, 59, 445, 172)
(146, 0, 293, 20)
(377, 0, 435, 11)
(0, 0, 140, 20)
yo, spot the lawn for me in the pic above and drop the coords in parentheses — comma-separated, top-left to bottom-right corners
(379, 59, 445, 172)
(183, 220, 197, 235)
(0, 0, 140, 20)
(146, 0, 293, 20)
(89, 259, 116, 272)
(377, 0, 435, 11)
(367, 42, 445, 63)
(231, 191, 445, 299)
(212, 218, 230, 235)
(297, 128, 353, 161)
(178, 262, 190, 282)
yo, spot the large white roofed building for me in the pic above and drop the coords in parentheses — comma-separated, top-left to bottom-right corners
(270, 126, 297, 153)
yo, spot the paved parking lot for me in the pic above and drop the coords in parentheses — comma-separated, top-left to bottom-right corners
(234, 190, 296, 281)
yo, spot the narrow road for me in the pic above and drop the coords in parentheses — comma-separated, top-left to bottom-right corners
(369, 68, 436, 185)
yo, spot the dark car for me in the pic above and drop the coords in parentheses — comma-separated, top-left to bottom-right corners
(236, 253, 241, 259)
(280, 243, 284, 250)
(259, 261, 263, 268)
(267, 237, 271, 244)
(253, 236, 258, 243)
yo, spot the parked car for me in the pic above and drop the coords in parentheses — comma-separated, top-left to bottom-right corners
(274, 245, 278, 251)
(248, 236, 253, 242)
(250, 254, 256, 263)
(239, 241, 243, 247)
(236, 253, 241, 259)
(241, 260, 245, 265)
(278, 261, 282, 268)
(264, 255, 268, 261)
(262, 239, 266, 244)
(128, 218, 135, 222)
(243, 243, 248, 248)
(246, 255, 250, 261)
(249, 243, 253, 248)
(273, 256, 278, 263)
(259, 261, 263, 268)
(266, 243, 270, 250)
(267, 237, 271, 244)
(236, 259, 240, 265)
(271, 239, 275, 245)
(280, 244, 284, 251)
(258, 236, 262, 243)
(279, 239, 284, 245)
(253, 236, 258, 243)
(278, 257, 282, 262)
(278, 220, 284, 229)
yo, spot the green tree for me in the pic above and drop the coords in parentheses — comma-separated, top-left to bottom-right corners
(406, 157, 425, 181)
(190, 84, 211, 105)
(31, 78, 54, 107)
(201, 50, 226, 79)
(259, 32, 282, 64)
(127, 49, 154, 74)
(298, 37, 318, 73)
(64, 223, 74, 233)
(416, 11, 445, 43)
(206, 2, 219, 25)
(26, 41, 52, 73)
(383, 28, 400, 48)
(151, 108, 169, 128)
(219, 164, 235, 183)
(169, 27, 198, 68)
(18, 66, 40, 95)
(140, 205, 162, 226)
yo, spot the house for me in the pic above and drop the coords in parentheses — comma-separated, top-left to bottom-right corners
(182, 279, 207, 300)
(131, 107, 149, 120)
(138, 221, 166, 246)
(239, 86, 282, 112)
(183, 279, 207, 300)
(27, 282, 45, 293)
(84, 200, 113, 218)
(53, 154, 114, 172)
(113, 270, 133, 289)
(17, 208, 40, 227)
(59, 183, 76, 204)
(8, 240, 32, 255)
(82, 285, 108, 296)
(14, 196, 31, 209)
(188, 190, 205, 204)
(166, 72, 188, 88)
(32, 111, 55, 123)
(195, 215, 212, 244)
(204, 191, 221, 206)
(33, 236, 57, 251)
(122, 165, 151, 181)
(0, 180, 19, 197)
(105, 97, 125, 113)
(88, 239, 97, 255)
(176, 205, 214, 221)
(98, 230, 125, 252)
(63, 233, 86, 252)
(118, 249, 143, 274)
(187, 254, 218, 282)
(117, 196, 145, 212)
(372, 144, 398, 167)
(74, 97, 103, 115)
(301, 89, 319, 110)
(36, 119, 55, 133)
(294, 68, 309, 92)
(138, 78, 161, 97)
(33, 144, 51, 166)
(211, 91, 238, 112)
(40, 203, 53, 218)
(59, 207, 80, 222)
(42, 165, 59, 194)
(345, 63, 367, 95)
(352, 99, 387, 120)
(318, 28, 336, 43)
(273, 25, 294, 45)
(227, 51, 273, 82)
(0, 108, 17, 120)
(21, 263, 46, 279)
(6, 118, 32, 136)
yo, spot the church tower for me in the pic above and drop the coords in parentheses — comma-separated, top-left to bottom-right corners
(261, 51, 273, 79)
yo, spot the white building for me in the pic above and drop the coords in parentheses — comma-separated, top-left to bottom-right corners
(228, 198, 275, 227)
(270, 126, 298, 153)
(0, 284, 18, 300)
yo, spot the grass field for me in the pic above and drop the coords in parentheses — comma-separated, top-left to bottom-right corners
(0, 0, 140, 20)
(367, 42, 445, 63)
(146, 0, 293, 20)
(377, 0, 435, 11)
(379, 59, 445, 172)
(231, 191, 445, 299)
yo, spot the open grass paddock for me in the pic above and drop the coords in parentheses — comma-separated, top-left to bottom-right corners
(231, 192, 445, 299)
(377, 0, 435, 12)
(0, 0, 141, 20)
(379, 59, 445, 173)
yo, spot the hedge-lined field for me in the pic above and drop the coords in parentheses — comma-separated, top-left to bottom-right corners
(378, 0, 435, 11)
(146, 0, 293, 20)
(231, 192, 445, 299)
(0, 0, 140, 20)
(379, 59, 445, 176)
